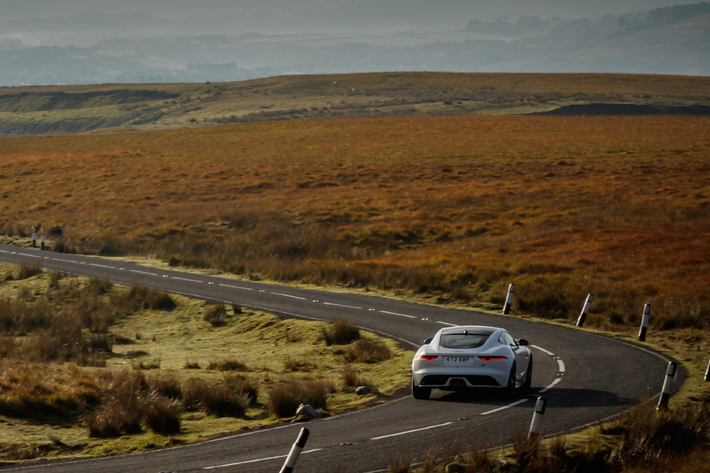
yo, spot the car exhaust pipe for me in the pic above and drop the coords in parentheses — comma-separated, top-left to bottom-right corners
(450, 379, 465, 387)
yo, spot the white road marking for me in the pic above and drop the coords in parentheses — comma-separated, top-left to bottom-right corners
(480, 398, 530, 416)
(435, 321, 457, 327)
(272, 292, 307, 300)
(172, 276, 202, 283)
(201, 448, 323, 469)
(323, 302, 362, 310)
(52, 258, 75, 263)
(557, 359, 566, 373)
(128, 269, 158, 276)
(219, 283, 253, 291)
(380, 310, 416, 319)
(0, 250, 7, 253)
(371, 422, 453, 440)
(538, 377, 563, 394)
(531, 345, 555, 356)
(89, 263, 115, 269)
(18, 253, 41, 258)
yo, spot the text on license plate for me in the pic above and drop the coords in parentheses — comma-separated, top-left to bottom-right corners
(444, 356, 470, 363)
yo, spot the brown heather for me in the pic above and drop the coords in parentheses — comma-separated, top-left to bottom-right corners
(1, 115, 708, 329)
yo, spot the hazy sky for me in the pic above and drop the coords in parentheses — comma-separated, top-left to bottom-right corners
(1, 0, 703, 20)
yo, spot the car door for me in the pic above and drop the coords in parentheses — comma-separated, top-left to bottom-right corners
(501, 331, 529, 382)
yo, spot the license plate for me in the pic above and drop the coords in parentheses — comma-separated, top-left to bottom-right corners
(444, 356, 471, 363)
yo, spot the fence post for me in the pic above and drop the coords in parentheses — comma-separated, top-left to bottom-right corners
(279, 427, 310, 473)
(657, 361, 677, 410)
(576, 293, 594, 327)
(638, 304, 651, 342)
(502, 283, 515, 315)
(40, 228, 45, 251)
(528, 396, 547, 440)
(32, 226, 37, 248)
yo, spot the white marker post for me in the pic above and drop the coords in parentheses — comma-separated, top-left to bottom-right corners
(657, 361, 677, 410)
(576, 293, 594, 328)
(638, 304, 651, 342)
(704, 357, 709, 382)
(279, 427, 310, 473)
(40, 228, 45, 251)
(528, 396, 547, 440)
(503, 283, 515, 315)
(31, 226, 37, 248)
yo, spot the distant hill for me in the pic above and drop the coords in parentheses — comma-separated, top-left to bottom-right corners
(0, 2, 708, 87)
(1, 72, 709, 136)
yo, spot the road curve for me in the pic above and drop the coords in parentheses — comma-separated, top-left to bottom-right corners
(0, 244, 682, 473)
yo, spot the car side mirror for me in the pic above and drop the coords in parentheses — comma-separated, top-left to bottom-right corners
(518, 338, 529, 346)
(424, 338, 433, 345)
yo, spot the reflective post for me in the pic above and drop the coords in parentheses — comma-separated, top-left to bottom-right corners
(528, 396, 547, 440)
(638, 304, 651, 342)
(503, 283, 515, 315)
(279, 427, 310, 473)
(576, 293, 594, 328)
(657, 361, 677, 410)
(31, 226, 37, 248)
(40, 228, 45, 251)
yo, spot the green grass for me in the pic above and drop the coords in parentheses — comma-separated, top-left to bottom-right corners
(0, 263, 412, 461)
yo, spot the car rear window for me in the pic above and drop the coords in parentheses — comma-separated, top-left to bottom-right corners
(439, 333, 491, 349)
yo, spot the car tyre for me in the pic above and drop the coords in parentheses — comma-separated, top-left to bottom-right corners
(506, 363, 517, 398)
(522, 356, 533, 393)
(412, 379, 431, 400)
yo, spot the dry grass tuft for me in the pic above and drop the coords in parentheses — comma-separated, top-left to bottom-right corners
(344, 337, 392, 364)
(321, 319, 360, 346)
(267, 378, 334, 417)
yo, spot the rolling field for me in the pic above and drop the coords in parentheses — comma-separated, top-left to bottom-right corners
(1, 72, 710, 135)
(1, 114, 709, 333)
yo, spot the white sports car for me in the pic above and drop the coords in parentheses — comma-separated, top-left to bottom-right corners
(411, 325, 532, 400)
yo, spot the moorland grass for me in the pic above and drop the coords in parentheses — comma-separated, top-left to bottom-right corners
(1, 114, 708, 332)
(0, 264, 410, 460)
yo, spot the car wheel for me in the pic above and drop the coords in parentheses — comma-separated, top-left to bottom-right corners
(522, 356, 533, 393)
(506, 363, 517, 398)
(412, 378, 431, 400)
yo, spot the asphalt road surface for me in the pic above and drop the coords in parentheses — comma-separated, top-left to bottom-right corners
(0, 243, 682, 473)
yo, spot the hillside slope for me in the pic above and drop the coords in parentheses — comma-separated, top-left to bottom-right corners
(1, 72, 710, 135)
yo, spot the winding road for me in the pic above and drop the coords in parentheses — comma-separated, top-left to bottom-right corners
(0, 243, 681, 473)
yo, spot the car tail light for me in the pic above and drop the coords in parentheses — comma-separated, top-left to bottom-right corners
(479, 356, 507, 361)
(418, 354, 438, 361)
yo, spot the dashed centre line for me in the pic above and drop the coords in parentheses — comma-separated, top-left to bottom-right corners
(480, 398, 530, 416)
(380, 310, 416, 319)
(557, 359, 566, 373)
(18, 253, 41, 258)
(539, 377, 563, 394)
(88, 263, 115, 269)
(128, 269, 158, 276)
(323, 302, 362, 310)
(371, 422, 453, 440)
(201, 448, 323, 470)
(219, 283, 253, 291)
(172, 276, 202, 283)
(530, 344, 555, 356)
(271, 292, 307, 301)
(435, 321, 458, 327)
